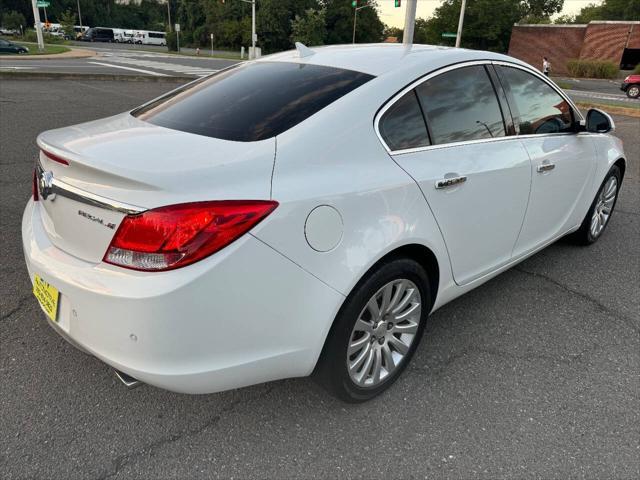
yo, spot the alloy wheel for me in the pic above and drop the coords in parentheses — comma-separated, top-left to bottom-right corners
(628, 86, 639, 98)
(346, 279, 422, 388)
(590, 176, 617, 238)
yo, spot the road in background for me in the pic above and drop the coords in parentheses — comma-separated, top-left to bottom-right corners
(0, 44, 239, 77)
(1, 44, 639, 105)
(553, 75, 639, 107)
(1, 79, 638, 479)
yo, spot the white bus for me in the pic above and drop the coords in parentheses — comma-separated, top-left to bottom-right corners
(134, 31, 166, 46)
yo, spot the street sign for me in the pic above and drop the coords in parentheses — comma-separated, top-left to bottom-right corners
(441, 32, 457, 38)
(36, 1, 50, 7)
(174, 23, 180, 32)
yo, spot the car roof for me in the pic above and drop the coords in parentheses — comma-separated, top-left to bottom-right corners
(261, 43, 527, 77)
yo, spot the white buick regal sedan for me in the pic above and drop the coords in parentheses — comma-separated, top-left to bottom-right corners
(23, 44, 626, 401)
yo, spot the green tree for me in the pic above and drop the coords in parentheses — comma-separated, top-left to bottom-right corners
(553, 14, 576, 24)
(59, 10, 76, 38)
(258, 0, 319, 53)
(291, 8, 327, 46)
(383, 25, 403, 42)
(1, 10, 26, 31)
(575, 0, 640, 22)
(414, 0, 564, 52)
(323, 0, 384, 44)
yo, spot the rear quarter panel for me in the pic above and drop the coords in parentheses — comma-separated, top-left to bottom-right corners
(250, 78, 452, 306)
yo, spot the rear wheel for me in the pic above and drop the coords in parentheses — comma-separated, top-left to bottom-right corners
(314, 258, 430, 402)
(572, 165, 621, 245)
(626, 85, 639, 99)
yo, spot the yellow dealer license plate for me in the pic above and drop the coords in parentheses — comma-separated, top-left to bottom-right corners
(33, 274, 60, 322)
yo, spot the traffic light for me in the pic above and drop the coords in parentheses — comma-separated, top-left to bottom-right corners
(394, 0, 401, 6)
(351, 1, 357, 7)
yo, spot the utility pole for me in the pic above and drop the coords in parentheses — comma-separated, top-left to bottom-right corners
(403, 0, 417, 45)
(251, 0, 256, 56)
(167, 0, 172, 32)
(77, 0, 83, 33)
(352, 2, 372, 44)
(240, 0, 256, 58)
(30, 0, 44, 52)
(455, 0, 467, 48)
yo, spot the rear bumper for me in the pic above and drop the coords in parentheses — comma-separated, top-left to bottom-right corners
(620, 83, 628, 92)
(22, 199, 344, 394)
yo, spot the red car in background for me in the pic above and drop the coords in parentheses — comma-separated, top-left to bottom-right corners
(621, 74, 640, 98)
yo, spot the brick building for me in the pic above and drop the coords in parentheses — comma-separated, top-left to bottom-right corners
(508, 21, 640, 75)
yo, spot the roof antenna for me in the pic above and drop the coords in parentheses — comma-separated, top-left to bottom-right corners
(295, 42, 316, 58)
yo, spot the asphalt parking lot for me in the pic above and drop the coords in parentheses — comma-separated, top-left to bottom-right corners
(1, 79, 638, 479)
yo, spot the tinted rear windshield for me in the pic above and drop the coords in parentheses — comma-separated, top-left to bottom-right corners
(132, 62, 374, 142)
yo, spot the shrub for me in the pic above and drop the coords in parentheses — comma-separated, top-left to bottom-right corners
(634, 63, 640, 75)
(23, 30, 68, 44)
(566, 59, 619, 79)
(166, 31, 177, 51)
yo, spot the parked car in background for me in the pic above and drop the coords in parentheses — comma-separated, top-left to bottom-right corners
(621, 74, 640, 98)
(0, 38, 28, 54)
(23, 45, 626, 402)
(80, 27, 114, 43)
(122, 30, 136, 43)
(112, 28, 131, 43)
(0, 27, 20, 36)
(134, 30, 166, 46)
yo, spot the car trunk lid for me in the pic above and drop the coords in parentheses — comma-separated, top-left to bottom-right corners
(35, 113, 275, 263)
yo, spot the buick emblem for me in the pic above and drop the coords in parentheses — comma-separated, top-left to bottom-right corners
(39, 170, 55, 201)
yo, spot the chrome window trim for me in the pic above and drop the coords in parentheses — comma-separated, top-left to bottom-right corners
(374, 59, 584, 156)
(36, 162, 146, 215)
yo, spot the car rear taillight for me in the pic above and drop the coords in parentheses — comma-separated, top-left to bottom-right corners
(42, 149, 69, 165)
(103, 200, 278, 271)
(32, 167, 39, 201)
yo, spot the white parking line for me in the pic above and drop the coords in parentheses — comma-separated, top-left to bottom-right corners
(96, 55, 223, 77)
(89, 61, 169, 76)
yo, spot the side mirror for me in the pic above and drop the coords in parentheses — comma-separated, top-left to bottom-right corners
(586, 108, 615, 133)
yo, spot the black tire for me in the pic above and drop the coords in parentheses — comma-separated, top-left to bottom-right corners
(314, 257, 431, 403)
(626, 85, 640, 99)
(571, 165, 621, 245)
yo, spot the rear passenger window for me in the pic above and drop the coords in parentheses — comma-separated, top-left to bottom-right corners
(415, 65, 506, 145)
(496, 66, 573, 135)
(378, 90, 430, 151)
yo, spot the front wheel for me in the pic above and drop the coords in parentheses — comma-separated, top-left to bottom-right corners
(314, 258, 430, 402)
(572, 165, 621, 245)
(626, 85, 639, 99)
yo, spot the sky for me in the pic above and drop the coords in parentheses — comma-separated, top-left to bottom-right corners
(377, 0, 603, 27)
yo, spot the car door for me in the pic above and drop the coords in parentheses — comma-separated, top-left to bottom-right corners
(378, 64, 532, 285)
(494, 64, 597, 257)
(0, 39, 10, 53)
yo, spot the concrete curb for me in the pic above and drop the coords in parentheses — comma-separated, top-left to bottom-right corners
(3, 47, 97, 60)
(0, 71, 191, 82)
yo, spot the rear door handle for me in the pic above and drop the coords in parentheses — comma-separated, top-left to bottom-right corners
(435, 176, 467, 189)
(537, 163, 555, 173)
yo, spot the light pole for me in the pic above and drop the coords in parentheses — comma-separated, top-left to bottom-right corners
(352, 2, 372, 44)
(403, 0, 417, 45)
(455, 0, 467, 48)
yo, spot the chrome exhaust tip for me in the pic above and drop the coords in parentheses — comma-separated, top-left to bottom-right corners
(114, 369, 142, 389)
